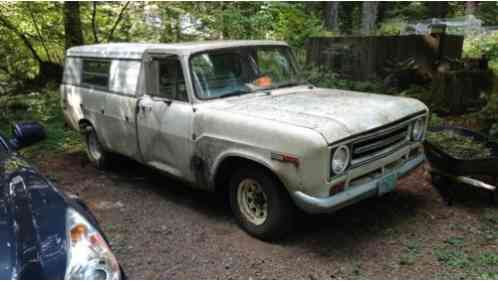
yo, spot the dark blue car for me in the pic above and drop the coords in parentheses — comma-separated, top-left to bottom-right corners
(0, 122, 123, 280)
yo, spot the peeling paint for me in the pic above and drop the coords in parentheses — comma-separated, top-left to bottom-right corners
(205, 87, 427, 144)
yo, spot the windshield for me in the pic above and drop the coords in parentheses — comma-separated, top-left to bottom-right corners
(190, 46, 303, 100)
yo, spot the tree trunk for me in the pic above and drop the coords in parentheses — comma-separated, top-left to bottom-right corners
(106, 2, 130, 42)
(361, 2, 378, 35)
(63, 2, 84, 50)
(220, 2, 229, 39)
(92, 2, 100, 43)
(324, 2, 340, 32)
(465, 2, 477, 15)
(175, 13, 182, 42)
(425, 2, 449, 19)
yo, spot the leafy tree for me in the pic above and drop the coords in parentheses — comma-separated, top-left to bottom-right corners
(0, 2, 63, 85)
(1, 0, 498, 93)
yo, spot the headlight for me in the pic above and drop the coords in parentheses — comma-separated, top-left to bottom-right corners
(65, 208, 120, 280)
(412, 118, 426, 141)
(331, 145, 350, 175)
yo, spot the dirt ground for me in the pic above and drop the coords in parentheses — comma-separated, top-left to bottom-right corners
(35, 152, 498, 279)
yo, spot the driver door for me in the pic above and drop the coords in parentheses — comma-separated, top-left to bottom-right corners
(136, 54, 194, 180)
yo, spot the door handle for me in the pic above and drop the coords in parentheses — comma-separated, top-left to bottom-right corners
(80, 103, 88, 114)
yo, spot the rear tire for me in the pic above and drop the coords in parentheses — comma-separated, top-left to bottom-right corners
(228, 165, 294, 241)
(83, 126, 110, 170)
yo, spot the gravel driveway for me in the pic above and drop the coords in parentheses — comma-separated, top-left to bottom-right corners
(36, 152, 498, 279)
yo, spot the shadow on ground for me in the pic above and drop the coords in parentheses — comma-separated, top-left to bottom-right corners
(87, 153, 436, 253)
(39, 151, 498, 279)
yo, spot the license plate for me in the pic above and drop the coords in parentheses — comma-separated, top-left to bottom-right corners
(378, 173, 398, 196)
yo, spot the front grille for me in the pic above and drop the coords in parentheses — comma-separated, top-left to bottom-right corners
(350, 123, 410, 166)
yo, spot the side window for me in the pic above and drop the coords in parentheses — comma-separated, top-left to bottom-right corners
(81, 60, 111, 89)
(154, 58, 188, 102)
(109, 60, 141, 96)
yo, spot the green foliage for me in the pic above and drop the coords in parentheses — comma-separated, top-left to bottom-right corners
(476, 2, 498, 26)
(426, 130, 493, 160)
(431, 207, 498, 280)
(434, 248, 472, 269)
(429, 113, 445, 128)
(398, 239, 421, 266)
(221, 3, 275, 40)
(0, 2, 64, 86)
(337, 2, 362, 34)
(0, 87, 81, 156)
(463, 31, 498, 75)
(398, 85, 432, 101)
(478, 252, 498, 267)
(0, 1, 497, 90)
(463, 31, 498, 60)
(444, 236, 466, 247)
(489, 123, 498, 140)
(433, 246, 498, 279)
(464, 76, 498, 135)
(381, 2, 428, 21)
(376, 19, 407, 36)
(269, 2, 324, 48)
(302, 66, 385, 92)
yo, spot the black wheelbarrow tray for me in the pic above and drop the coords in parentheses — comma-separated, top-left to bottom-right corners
(424, 126, 498, 204)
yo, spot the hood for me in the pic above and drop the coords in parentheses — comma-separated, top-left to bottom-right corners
(0, 154, 68, 280)
(207, 87, 427, 143)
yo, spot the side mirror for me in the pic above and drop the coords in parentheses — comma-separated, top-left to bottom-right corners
(10, 122, 46, 150)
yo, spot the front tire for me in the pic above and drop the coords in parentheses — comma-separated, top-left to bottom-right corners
(228, 166, 294, 240)
(83, 126, 110, 170)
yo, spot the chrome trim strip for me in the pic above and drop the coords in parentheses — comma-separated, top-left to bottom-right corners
(353, 130, 408, 154)
(328, 113, 426, 178)
(351, 139, 409, 167)
(329, 113, 425, 148)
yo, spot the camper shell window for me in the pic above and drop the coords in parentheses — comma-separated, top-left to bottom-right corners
(81, 60, 111, 89)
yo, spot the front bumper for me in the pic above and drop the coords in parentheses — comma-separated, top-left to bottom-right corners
(291, 149, 425, 214)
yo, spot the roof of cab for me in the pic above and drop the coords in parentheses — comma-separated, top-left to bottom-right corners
(66, 40, 288, 60)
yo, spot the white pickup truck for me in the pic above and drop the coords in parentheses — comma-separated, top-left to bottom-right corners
(61, 40, 428, 240)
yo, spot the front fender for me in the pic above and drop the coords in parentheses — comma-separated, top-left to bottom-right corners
(193, 135, 303, 191)
(210, 149, 277, 186)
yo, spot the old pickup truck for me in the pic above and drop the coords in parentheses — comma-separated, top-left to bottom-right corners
(61, 40, 428, 240)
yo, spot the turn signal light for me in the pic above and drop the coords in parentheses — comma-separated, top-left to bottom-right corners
(271, 153, 300, 167)
(329, 181, 346, 196)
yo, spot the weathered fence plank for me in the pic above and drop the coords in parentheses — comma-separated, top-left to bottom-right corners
(305, 35, 464, 81)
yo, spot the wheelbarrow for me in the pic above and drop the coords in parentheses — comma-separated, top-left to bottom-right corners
(424, 126, 498, 205)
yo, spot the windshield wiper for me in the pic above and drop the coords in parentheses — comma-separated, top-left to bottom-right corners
(219, 89, 252, 99)
(268, 81, 304, 91)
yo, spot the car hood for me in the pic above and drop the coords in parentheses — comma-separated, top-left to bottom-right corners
(0, 154, 68, 280)
(207, 87, 427, 143)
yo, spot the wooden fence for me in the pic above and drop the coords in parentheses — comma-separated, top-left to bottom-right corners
(305, 35, 464, 81)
